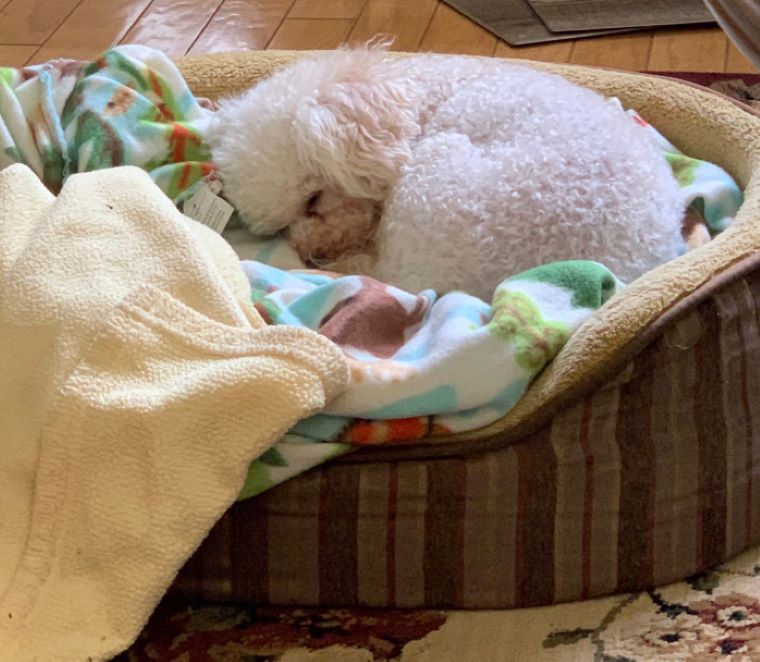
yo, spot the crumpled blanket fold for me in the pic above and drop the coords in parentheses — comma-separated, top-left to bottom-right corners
(0, 164, 348, 662)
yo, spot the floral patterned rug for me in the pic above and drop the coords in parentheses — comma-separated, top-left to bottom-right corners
(120, 546, 760, 661)
(119, 71, 760, 662)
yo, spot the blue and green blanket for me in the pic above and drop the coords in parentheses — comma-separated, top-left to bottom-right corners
(0, 45, 744, 499)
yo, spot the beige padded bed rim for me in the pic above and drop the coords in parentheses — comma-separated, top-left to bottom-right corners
(177, 51, 760, 448)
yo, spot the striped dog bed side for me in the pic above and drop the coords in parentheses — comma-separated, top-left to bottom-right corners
(166, 52, 760, 609)
(171, 251, 760, 608)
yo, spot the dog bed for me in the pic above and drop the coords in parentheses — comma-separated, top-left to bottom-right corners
(4, 45, 744, 500)
(161, 51, 760, 610)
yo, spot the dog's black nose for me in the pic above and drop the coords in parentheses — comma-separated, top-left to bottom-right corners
(306, 191, 323, 217)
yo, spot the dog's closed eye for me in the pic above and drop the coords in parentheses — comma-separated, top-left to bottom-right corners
(306, 191, 323, 218)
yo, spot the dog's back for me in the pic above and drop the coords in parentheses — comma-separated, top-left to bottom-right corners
(364, 56, 685, 298)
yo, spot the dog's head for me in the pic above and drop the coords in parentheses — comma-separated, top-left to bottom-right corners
(210, 44, 420, 262)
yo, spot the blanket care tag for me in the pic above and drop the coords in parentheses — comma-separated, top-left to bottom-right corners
(184, 180, 234, 234)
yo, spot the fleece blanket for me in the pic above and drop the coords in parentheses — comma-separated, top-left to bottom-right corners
(0, 163, 348, 661)
(230, 97, 745, 498)
(238, 259, 624, 497)
(0, 45, 745, 500)
(0, 44, 214, 200)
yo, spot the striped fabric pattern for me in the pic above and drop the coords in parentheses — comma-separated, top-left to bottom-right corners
(170, 258, 760, 609)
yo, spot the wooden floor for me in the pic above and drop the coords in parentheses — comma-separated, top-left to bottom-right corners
(0, 0, 756, 73)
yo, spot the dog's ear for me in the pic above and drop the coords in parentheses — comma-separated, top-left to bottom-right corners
(293, 47, 419, 199)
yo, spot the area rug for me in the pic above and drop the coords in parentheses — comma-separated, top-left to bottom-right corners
(118, 546, 760, 661)
(118, 71, 760, 662)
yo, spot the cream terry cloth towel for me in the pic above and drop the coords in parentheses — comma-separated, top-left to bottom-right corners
(0, 164, 348, 661)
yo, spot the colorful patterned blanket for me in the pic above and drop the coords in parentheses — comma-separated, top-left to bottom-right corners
(0, 44, 214, 200)
(238, 259, 624, 498)
(0, 45, 744, 500)
(231, 98, 744, 498)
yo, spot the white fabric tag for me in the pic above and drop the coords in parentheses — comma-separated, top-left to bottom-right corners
(184, 181, 234, 234)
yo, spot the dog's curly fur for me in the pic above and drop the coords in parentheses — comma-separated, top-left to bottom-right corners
(209, 46, 685, 300)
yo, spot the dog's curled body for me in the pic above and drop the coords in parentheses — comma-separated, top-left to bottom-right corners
(210, 49, 685, 300)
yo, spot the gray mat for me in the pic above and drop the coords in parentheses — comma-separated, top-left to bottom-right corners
(440, 0, 629, 45)
(529, 0, 714, 32)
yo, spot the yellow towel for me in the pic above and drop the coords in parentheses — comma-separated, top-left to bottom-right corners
(0, 164, 348, 661)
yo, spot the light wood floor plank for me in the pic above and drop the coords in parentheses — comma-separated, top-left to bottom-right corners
(0, 44, 38, 67)
(348, 0, 436, 51)
(0, 0, 83, 46)
(30, 0, 152, 63)
(288, 0, 366, 20)
(570, 32, 653, 71)
(648, 27, 727, 72)
(7, 0, 748, 76)
(189, 0, 294, 53)
(494, 40, 573, 65)
(419, 3, 497, 56)
(269, 18, 353, 49)
(725, 42, 758, 73)
(122, 0, 224, 56)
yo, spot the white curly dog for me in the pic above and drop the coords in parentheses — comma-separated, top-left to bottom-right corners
(209, 45, 685, 300)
